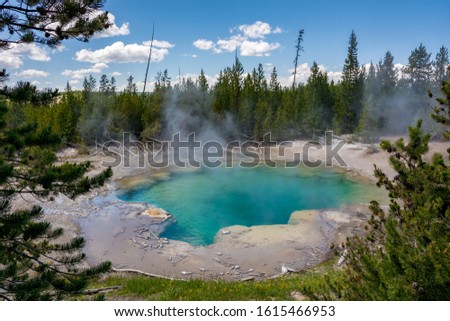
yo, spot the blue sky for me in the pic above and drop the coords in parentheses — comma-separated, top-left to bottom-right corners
(3, 0, 450, 91)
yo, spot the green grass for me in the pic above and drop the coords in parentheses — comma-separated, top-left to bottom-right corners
(87, 259, 344, 301)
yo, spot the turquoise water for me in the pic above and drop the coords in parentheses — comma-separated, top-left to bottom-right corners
(117, 166, 377, 245)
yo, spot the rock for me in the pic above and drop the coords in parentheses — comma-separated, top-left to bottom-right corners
(216, 252, 223, 256)
(220, 272, 224, 276)
(337, 249, 347, 266)
(181, 271, 192, 275)
(199, 268, 207, 272)
(142, 208, 171, 221)
(222, 230, 230, 235)
(234, 265, 240, 270)
(247, 268, 254, 273)
(281, 265, 288, 273)
(290, 291, 307, 301)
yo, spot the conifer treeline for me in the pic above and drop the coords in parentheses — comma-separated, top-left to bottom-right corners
(1, 32, 448, 145)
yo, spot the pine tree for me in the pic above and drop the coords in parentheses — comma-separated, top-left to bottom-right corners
(377, 51, 397, 95)
(0, 2, 113, 299)
(230, 57, 244, 115)
(82, 75, 96, 101)
(0, 69, 9, 84)
(305, 77, 450, 301)
(357, 62, 380, 142)
(333, 30, 364, 134)
(110, 77, 116, 94)
(433, 46, 449, 86)
(212, 70, 231, 115)
(0, 0, 111, 49)
(240, 74, 256, 137)
(404, 43, 433, 93)
(268, 67, 282, 120)
(197, 69, 209, 92)
(125, 76, 137, 93)
(55, 90, 83, 143)
(430, 67, 450, 139)
(305, 62, 333, 133)
(0, 98, 112, 300)
(99, 74, 110, 93)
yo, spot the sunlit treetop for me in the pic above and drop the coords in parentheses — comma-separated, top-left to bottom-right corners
(0, 0, 111, 49)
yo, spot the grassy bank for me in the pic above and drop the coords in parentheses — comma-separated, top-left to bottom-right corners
(86, 260, 343, 301)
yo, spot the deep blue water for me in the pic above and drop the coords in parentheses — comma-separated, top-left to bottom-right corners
(117, 166, 376, 245)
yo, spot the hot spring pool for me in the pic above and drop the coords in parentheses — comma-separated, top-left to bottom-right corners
(117, 166, 380, 246)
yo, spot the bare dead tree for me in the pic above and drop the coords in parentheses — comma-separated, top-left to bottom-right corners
(292, 29, 305, 89)
(143, 22, 155, 94)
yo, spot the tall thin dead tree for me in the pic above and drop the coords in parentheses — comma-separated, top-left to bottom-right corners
(143, 23, 155, 94)
(292, 29, 305, 89)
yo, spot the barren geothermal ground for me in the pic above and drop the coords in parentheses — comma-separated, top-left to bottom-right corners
(13, 139, 448, 281)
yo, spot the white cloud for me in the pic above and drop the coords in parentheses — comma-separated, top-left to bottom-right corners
(183, 53, 198, 58)
(143, 40, 175, 49)
(240, 40, 280, 57)
(14, 69, 49, 78)
(1, 43, 50, 69)
(193, 21, 281, 57)
(394, 63, 406, 78)
(61, 62, 109, 79)
(327, 71, 343, 83)
(273, 27, 283, 34)
(52, 45, 66, 53)
(238, 21, 273, 39)
(75, 41, 172, 63)
(284, 63, 312, 85)
(110, 71, 122, 76)
(31, 81, 41, 86)
(217, 35, 246, 52)
(193, 39, 220, 53)
(93, 13, 130, 38)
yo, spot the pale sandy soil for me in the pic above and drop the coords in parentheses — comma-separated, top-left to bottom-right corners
(15, 138, 448, 280)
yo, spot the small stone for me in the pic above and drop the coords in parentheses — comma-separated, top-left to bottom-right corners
(248, 268, 254, 272)
(234, 265, 240, 269)
(222, 230, 230, 235)
(216, 252, 223, 256)
(220, 272, 224, 276)
(290, 291, 307, 301)
(199, 268, 207, 272)
(181, 271, 191, 275)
